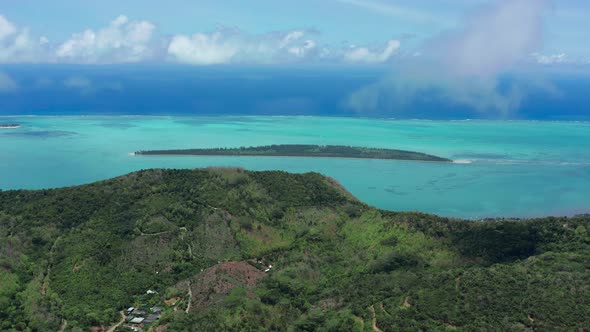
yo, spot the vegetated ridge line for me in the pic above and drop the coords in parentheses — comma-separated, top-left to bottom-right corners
(134, 144, 452, 162)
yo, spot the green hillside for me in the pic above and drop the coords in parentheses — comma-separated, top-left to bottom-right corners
(0, 168, 588, 331)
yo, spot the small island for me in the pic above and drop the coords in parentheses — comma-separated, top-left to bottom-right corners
(135, 144, 452, 162)
(0, 123, 21, 129)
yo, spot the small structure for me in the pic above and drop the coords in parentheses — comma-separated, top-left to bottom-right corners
(150, 306, 163, 313)
(133, 309, 147, 316)
(126, 307, 135, 314)
(129, 317, 145, 324)
(146, 289, 158, 295)
(143, 313, 160, 325)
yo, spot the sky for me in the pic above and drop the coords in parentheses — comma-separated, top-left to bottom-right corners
(0, 0, 589, 66)
(1, 0, 590, 118)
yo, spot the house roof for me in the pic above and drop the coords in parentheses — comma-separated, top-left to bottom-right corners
(143, 313, 160, 324)
(129, 317, 145, 324)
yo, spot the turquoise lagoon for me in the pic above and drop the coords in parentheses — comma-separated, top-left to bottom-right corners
(1, 116, 589, 219)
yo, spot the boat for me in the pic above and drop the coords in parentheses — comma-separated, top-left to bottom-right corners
(0, 124, 21, 129)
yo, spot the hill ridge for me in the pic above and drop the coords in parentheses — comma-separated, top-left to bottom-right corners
(0, 168, 588, 331)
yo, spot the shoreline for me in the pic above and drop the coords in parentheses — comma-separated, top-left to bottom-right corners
(131, 154, 590, 166)
(133, 145, 452, 163)
(132, 152, 455, 164)
(1, 167, 588, 220)
(0, 115, 589, 124)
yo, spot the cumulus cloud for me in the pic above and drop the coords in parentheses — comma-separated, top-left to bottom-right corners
(167, 28, 322, 65)
(0, 15, 45, 63)
(347, 0, 552, 116)
(1, 7, 578, 71)
(6, 14, 391, 65)
(56, 15, 156, 63)
(167, 28, 404, 65)
(532, 52, 567, 65)
(343, 40, 400, 63)
(0, 15, 17, 40)
(167, 32, 238, 65)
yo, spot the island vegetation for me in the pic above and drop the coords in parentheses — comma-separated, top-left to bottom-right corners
(0, 168, 588, 331)
(135, 144, 452, 162)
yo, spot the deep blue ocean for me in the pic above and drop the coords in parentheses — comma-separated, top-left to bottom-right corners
(1, 65, 590, 120)
(1, 65, 589, 218)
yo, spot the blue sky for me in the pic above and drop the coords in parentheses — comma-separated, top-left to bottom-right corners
(1, 0, 590, 118)
(2, 0, 472, 42)
(0, 0, 589, 65)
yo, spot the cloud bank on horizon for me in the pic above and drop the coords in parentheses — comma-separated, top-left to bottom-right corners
(347, 0, 562, 116)
(0, 0, 582, 67)
(0, 14, 401, 65)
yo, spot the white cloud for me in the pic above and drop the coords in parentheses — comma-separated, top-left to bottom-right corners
(344, 39, 400, 63)
(3, 14, 398, 65)
(167, 32, 238, 65)
(430, 0, 547, 77)
(348, 0, 552, 115)
(280, 31, 305, 48)
(0, 15, 17, 40)
(2, 8, 581, 70)
(288, 39, 316, 57)
(167, 28, 320, 65)
(0, 15, 44, 63)
(168, 28, 405, 65)
(532, 52, 567, 65)
(56, 15, 156, 63)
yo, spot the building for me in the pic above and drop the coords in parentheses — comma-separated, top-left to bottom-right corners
(129, 317, 145, 324)
(133, 309, 147, 316)
(143, 313, 160, 325)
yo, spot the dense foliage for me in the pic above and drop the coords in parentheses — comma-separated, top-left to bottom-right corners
(135, 144, 452, 162)
(0, 168, 588, 331)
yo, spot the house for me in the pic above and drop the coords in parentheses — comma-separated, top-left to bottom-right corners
(126, 307, 135, 314)
(143, 313, 160, 325)
(133, 309, 147, 316)
(129, 317, 145, 324)
(150, 306, 163, 313)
